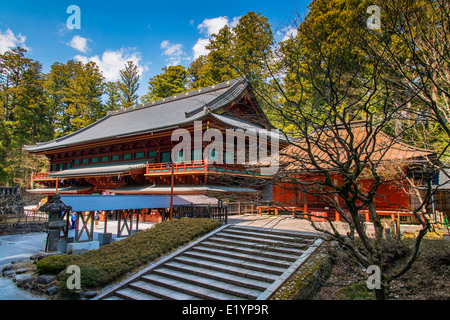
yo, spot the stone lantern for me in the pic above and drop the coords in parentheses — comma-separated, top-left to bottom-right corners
(39, 193, 72, 252)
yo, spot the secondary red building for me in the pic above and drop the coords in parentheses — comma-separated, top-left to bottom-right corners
(271, 122, 436, 222)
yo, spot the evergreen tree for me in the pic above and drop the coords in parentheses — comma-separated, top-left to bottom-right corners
(44, 60, 79, 137)
(65, 61, 105, 132)
(202, 25, 239, 86)
(187, 12, 275, 89)
(275, 0, 375, 134)
(232, 12, 275, 84)
(104, 81, 122, 111)
(141, 65, 188, 102)
(0, 47, 52, 185)
(46, 60, 105, 136)
(118, 61, 140, 108)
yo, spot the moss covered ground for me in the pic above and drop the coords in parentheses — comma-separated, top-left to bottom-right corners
(36, 218, 223, 296)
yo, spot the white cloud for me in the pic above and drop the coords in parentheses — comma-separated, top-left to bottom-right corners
(68, 35, 90, 53)
(282, 27, 298, 41)
(75, 48, 146, 82)
(0, 28, 28, 54)
(160, 40, 190, 66)
(161, 40, 183, 57)
(192, 16, 240, 60)
(192, 38, 210, 60)
(197, 16, 230, 37)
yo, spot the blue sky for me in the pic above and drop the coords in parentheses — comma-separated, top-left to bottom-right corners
(0, 0, 310, 96)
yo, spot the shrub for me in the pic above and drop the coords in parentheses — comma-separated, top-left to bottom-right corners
(38, 218, 222, 296)
(36, 254, 74, 275)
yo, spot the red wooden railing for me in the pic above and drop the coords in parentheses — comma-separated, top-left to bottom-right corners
(34, 161, 263, 180)
(146, 161, 261, 176)
(33, 172, 57, 180)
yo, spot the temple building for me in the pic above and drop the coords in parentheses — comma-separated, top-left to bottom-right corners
(25, 77, 286, 216)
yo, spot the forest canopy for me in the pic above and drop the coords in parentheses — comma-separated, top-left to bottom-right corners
(1, 4, 448, 187)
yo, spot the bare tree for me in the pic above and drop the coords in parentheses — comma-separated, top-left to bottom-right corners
(244, 3, 447, 299)
(190, 0, 448, 299)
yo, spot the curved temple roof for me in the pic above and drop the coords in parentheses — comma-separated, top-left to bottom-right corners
(24, 77, 270, 153)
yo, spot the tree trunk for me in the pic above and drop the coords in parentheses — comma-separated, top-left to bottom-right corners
(374, 288, 387, 300)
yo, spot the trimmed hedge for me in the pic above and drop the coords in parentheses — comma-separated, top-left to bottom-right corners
(36, 218, 222, 295)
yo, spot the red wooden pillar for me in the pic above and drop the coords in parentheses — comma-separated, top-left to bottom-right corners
(335, 209, 340, 221)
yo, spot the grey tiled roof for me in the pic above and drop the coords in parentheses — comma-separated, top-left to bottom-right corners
(24, 77, 250, 152)
(106, 184, 258, 194)
(48, 160, 148, 178)
(210, 113, 288, 143)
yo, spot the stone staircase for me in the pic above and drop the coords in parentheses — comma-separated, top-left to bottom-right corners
(95, 224, 322, 300)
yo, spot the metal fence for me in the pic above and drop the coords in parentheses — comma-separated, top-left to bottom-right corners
(1, 186, 23, 215)
(0, 212, 48, 224)
(173, 204, 228, 223)
(0, 186, 21, 196)
(227, 202, 273, 215)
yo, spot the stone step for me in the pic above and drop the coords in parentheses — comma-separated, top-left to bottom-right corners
(164, 261, 270, 291)
(129, 280, 202, 300)
(114, 287, 162, 300)
(201, 240, 300, 262)
(191, 246, 292, 269)
(229, 225, 317, 240)
(209, 236, 305, 256)
(181, 250, 286, 275)
(153, 267, 262, 300)
(103, 295, 123, 300)
(141, 274, 244, 300)
(95, 225, 322, 301)
(224, 227, 313, 244)
(173, 255, 278, 283)
(218, 232, 310, 250)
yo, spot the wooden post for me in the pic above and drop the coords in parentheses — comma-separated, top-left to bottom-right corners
(441, 191, 446, 214)
(136, 209, 140, 231)
(169, 163, 174, 221)
(303, 192, 308, 214)
(89, 211, 94, 241)
(104, 210, 108, 234)
(117, 210, 122, 237)
(75, 212, 80, 242)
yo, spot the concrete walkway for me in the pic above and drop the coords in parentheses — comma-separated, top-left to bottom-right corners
(0, 220, 157, 300)
(228, 214, 423, 236)
(0, 232, 47, 300)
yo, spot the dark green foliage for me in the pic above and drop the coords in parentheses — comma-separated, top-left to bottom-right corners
(35, 254, 74, 275)
(0, 47, 53, 185)
(36, 218, 222, 295)
(118, 60, 140, 108)
(141, 65, 188, 102)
